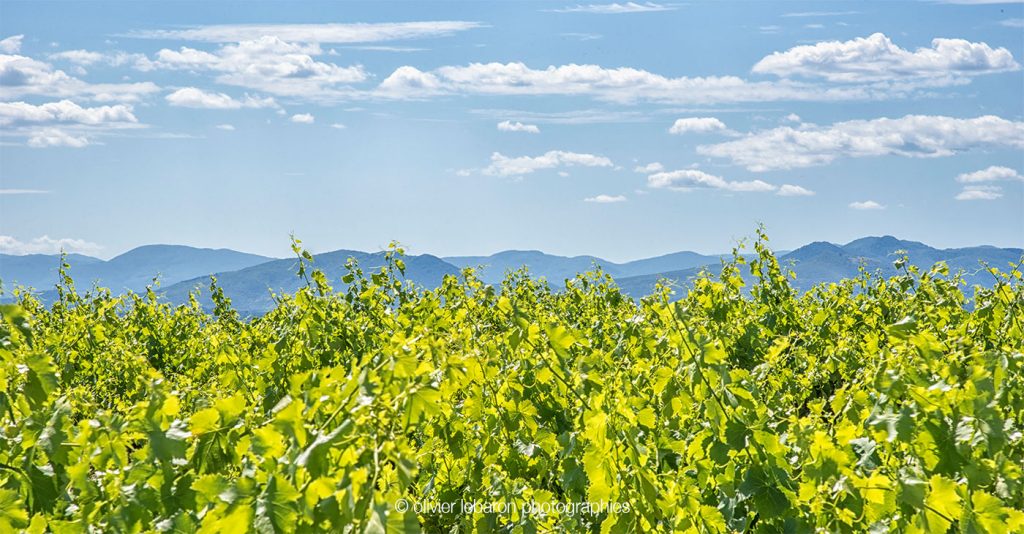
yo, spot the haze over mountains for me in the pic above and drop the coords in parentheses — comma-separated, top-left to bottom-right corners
(1, 237, 1020, 314)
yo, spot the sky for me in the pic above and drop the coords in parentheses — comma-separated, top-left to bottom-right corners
(0, 0, 1022, 261)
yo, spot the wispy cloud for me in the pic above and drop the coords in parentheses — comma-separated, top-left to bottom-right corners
(0, 235, 102, 256)
(584, 194, 627, 203)
(165, 87, 277, 109)
(776, 184, 815, 196)
(955, 166, 1022, 183)
(138, 37, 367, 100)
(548, 2, 677, 14)
(122, 22, 484, 43)
(483, 150, 613, 177)
(782, 11, 861, 17)
(377, 62, 877, 104)
(0, 54, 159, 102)
(955, 185, 1003, 200)
(647, 169, 777, 193)
(849, 200, 885, 210)
(699, 115, 1024, 171)
(0, 35, 24, 53)
(0, 189, 49, 195)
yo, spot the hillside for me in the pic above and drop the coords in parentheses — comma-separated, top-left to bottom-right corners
(615, 236, 1023, 297)
(160, 250, 461, 314)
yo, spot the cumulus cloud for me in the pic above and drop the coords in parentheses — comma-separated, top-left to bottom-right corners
(698, 115, 1024, 171)
(753, 33, 1018, 83)
(0, 35, 23, 53)
(955, 165, 1022, 183)
(647, 169, 776, 192)
(497, 120, 540, 133)
(849, 200, 885, 210)
(776, 184, 815, 196)
(548, 2, 677, 14)
(955, 185, 1003, 201)
(376, 62, 875, 104)
(291, 113, 315, 123)
(142, 37, 366, 99)
(483, 150, 613, 177)
(123, 22, 483, 43)
(27, 128, 90, 148)
(0, 53, 159, 102)
(0, 235, 102, 256)
(669, 117, 727, 134)
(634, 162, 664, 173)
(0, 100, 141, 147)
(165, 87, 277, 109)
(0, 100, 137, 127)
(584, 194, 627, 203)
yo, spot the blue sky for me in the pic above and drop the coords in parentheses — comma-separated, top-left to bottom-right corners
(1, 0, 1022, 261)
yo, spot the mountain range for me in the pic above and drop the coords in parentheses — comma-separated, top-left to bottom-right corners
(1, 236, 1020, 314)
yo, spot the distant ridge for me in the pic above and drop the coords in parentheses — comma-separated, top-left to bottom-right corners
(2, 236, 1020, 312)
(1, 244, 273, 295)
(615, 236, 1023, 297)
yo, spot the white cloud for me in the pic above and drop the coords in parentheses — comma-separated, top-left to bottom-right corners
(0, 53, 159, 102)
(753, 33, 1018, 83)
(669, 117, 727, 134)
(0, 100, 137, 127)
(330, 123, 346, 129)
(0, 100, 141, 147)
(698, 115, 1024, 171)
(647, 169, 776, 192)
(144, 37, 367, 99)
(49, 49, 105, 65)
(0, 189, 48, 195)
(759, 25, 782, 34)
(955, 185, 1003, 200)
(27, 128, 89, 148)
(783, 113, 801, 123)
(376, 62, 876, 104)
(584, 194, 627, 203)
(483, 150, 613, 177)
(472, 108, 647, 124)
(782, 11, 861, 17)
(0, 35, 23, 54)
(497, 120, 540, 133)
(776, 184, 815, 196)
(165, 87, 277, 109)
(0, 235, 102, 256)
(849, 200, 885, 210)
(1000, 18, 1024, 28)
(955, 165, 1022, 183)
(291, 113, 315, 123)
(124, 22, 483, 43)
(634, 162, 664, 173)
(215, 124, 235, 130)
(548, 2, 677, 14)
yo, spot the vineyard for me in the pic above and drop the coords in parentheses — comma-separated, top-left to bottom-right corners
(1, 232, 1022, 533)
